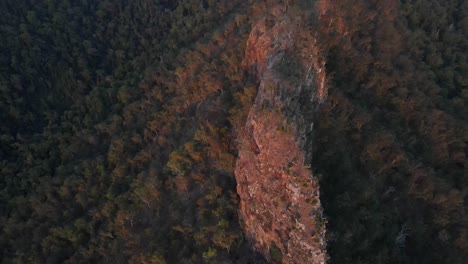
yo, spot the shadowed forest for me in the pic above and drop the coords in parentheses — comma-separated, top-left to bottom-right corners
(314, 0, 467, 263)
(0, 0, 466, 263)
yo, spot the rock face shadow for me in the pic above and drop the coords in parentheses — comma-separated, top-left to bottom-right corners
(235, 1, 328, 263)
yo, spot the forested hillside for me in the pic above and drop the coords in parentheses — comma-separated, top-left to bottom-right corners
(1, 0, 262, 262)
(0, 0, 466, 263)
(314, 0, 468, 263)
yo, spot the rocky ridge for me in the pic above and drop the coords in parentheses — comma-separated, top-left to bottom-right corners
(235, 1, 328, 263)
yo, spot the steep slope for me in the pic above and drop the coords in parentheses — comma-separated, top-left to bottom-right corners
(234, 1, 328, 263)
(0, 1, 266, 262)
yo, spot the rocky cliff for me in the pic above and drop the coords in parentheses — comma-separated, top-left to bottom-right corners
(234, 1, 328, 263)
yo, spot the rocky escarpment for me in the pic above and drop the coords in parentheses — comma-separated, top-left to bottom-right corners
(235, 1, 327, 263)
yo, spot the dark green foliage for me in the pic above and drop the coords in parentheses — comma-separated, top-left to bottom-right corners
(270, 242, 283, 263)
(1, 0, 466, 263)
(313, 0, 468, 263)
(0, 0, 263, 263)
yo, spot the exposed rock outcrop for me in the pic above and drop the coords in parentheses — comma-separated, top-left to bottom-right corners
(235, 1, 328, 263)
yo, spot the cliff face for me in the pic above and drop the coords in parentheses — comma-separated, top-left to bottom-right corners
(235, 1, 327, 263)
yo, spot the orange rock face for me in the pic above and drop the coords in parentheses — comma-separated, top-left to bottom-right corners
(235, 1, 327, 263)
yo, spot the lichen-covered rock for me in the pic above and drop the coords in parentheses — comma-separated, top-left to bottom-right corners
(235, 1, 328, 263)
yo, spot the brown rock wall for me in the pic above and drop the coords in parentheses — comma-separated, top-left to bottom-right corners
(234, 1, 328, 263)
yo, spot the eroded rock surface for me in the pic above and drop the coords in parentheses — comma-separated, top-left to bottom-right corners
(235, 1, 327, 263)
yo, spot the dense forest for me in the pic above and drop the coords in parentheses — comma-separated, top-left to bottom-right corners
(0, 0, 262, 262)
(315, 0, 468, 263)
(0, 0, 466, 263)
